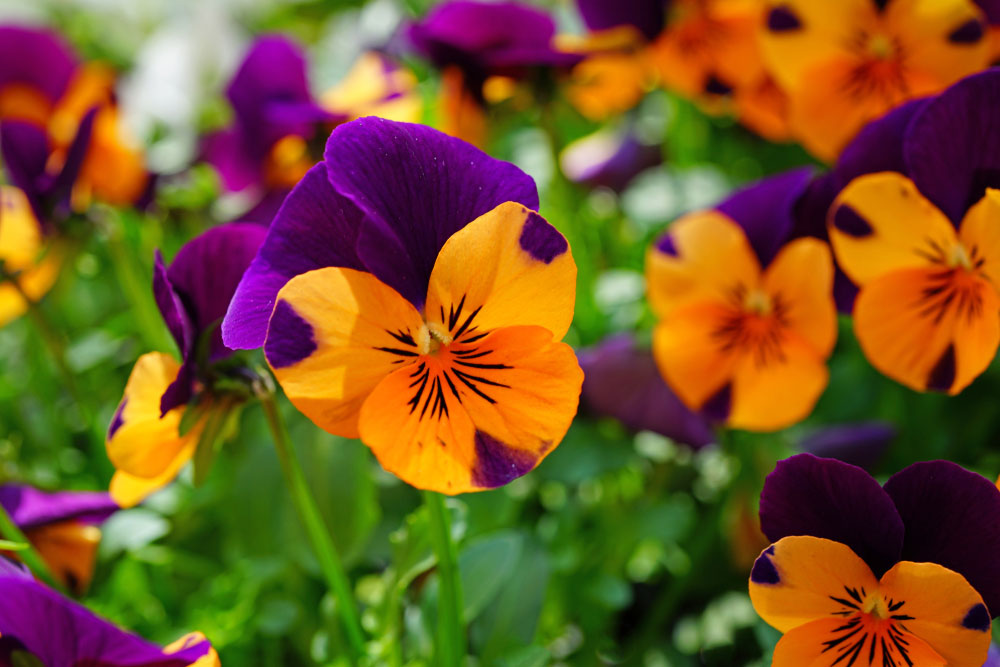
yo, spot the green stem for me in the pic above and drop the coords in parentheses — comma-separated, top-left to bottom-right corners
(0, 501, 65, 592)
(105, 228, 174, 353)
(424, 490, 465, 667)
(258, 392, 366, 661)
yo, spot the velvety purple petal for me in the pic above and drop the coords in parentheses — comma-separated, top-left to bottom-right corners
(798, 422, 895, 471)
(0, 557, 30, 579)
(159, 359, 195, 416)
(0, 575, 212, 666)
(0, 25, 76, 101)
(759, 453, 904, 577)
(239, 188, 290, 226)
(975, 0, 1000, 24)
(153, 250, 194, 357)
(324, 117, 538, 308)
(561, 130, 662, 193)
(47, 106, 97, 216)
(576, 0, 665, 40)
(222, 163, 366, 350)
(906, 70, 1000, 224)
(577, 334, 714, 447)
(986, 645, 1000, 666)
(0, 485, 118, 531)
(166, 222, 268, 361)
(884, 461, 1000, 616)
(202, 127, 261, 192)
(837, 99, 927, 185)
(717, 167, 813, 266)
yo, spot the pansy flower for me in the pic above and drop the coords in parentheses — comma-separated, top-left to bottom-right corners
(0, 24, 149, 212)
(750, 454, 1000, 666)
(223, 117, 583, 494)
(106, 223, 267, 507)
(646, 168, 837, 431)
(406, 0, 582, 145)
(759, 0, 991, 161)
(0, 186, 63, 328)
(577, 334, 713, 447)
(0, 564, 218, 666)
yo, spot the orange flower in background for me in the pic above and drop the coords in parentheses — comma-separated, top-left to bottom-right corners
(0, 186, 63, 328)
(759, 0, 991, 161)
(828, 172, 1000, 394)
(322, 51, 423, 124)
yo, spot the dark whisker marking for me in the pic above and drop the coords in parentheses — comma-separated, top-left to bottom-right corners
(453, 360, 512, 370)
(453, 368, 510, 389)
(453, 305, 482, 338)
(448, 294, 466, 331)
(386, 329, 417, 347)
(452, 369, 498, 404)
(461, 331, 489, 344)
(374, 346, 420, 357)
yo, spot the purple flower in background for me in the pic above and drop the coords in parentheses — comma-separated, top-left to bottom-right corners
(577, 334, 713, 447)
(560, 128, 661, 193)
(575, 0, 667, 41)
(0, 572, 218, 666)
(797, 421, 895, 471)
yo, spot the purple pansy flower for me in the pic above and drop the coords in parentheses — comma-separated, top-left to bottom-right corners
(560, 128, 662, 193)
(575, 0, 667, 41)
(0, 572, 217, 666)
(0, 25, 76, 104)
(577, 334, 713, 447)
(797, 421, 895, 471)
(0, 484, 117, 530)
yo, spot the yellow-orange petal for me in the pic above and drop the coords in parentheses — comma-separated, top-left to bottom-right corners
(424, 202, 576, 341)
(646, 211, 761, 318)
(749, 536, 880, 633)
(853, 267, 1000, 394)
(959, 189, 1000, 288)
(0, 82, 52, 126)
(0, 186, 62, 328)
(439, 66, 486, 148)
(763, 237, 837, 357)
(733, 75, 792, 142)
(26, 521, 100, 594)
(265, 267, 427, 439)
(880, 561, 991, 667)
(358, 325, 582, 495)
(770, 615, 946, 667)
(322, 51, 422, 123)
(164, 632, 221, 666)
(566, 52, 652, 121)
(829, 173, 959, 286)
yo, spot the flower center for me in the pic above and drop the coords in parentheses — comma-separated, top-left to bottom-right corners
(742, 288, 772, 316)
(947, 242, 973, 271)
(866, 33, 895, 60)
(421, 321, 454, 355)
(862, 593, 889, 620)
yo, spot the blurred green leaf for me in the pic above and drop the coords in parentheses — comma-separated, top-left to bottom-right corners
(459, 531, 523, 622)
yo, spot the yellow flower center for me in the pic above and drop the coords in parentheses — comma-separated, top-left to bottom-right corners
(743, 288, 772, 316)
(420, 322, 454, 355)
(947, 242, 974, 271)
(862, 593, 889, 620)
(867, 33, 895, 60)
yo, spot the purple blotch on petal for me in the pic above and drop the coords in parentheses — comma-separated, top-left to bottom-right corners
(750, 546, 780, 584)
(656, 234, 679, 257)
(832, 204, 873, 238)
(926, 344, 956, 392)
(949, 19, 985, 43)
(701, 383, 732, 423)
(108, 399, 127, 439)
(703, 75, 733, 96)
(963, 603, 991, 631)
(518, 211, 567, 263)
(264, 300, 317, 369)
(767, 6, 802, 31)
(471, 430, 538, 488)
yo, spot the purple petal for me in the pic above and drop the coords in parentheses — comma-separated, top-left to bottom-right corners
(561, 130, 662, 193)
(0, 121, 49, 216)
(576, 0, 664, 40)
(222, 163, 366, 350)
(0, 557, 31, 579)
(0, 25, 76, 101)
(837, 99, 927, 184)
(159, 359, 196, 416)
(324, 117, 539, 308)
(202, 127, 261, 192)
(0, 575, 212, 666)
(46, 106, 97, 216)
(798, 422, 895, 471)
(986, 644, 1000, 667)
(759, 454, 904, 577)
(975, 0, 1000, 24)
(153, 250, 194, 358)
(0, 485, 118, 531)
(884, 461, 1000, 616)
(717, 167, 814, 266)
(577, 334, 714, 447)
(906, 70, 1000, 224)
(238, 188, 290, 226)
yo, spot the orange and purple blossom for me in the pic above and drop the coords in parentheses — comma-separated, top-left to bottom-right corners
(222, 117, 583, 494)
(646, 168, 838, 431)
(751, 454, 1000, 666)
(0, 562, 218, 666)
(0, 484, 117, 594)
(106, 223, 266, 507)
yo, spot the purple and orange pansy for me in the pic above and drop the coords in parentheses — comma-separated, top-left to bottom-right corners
(106, 223, 267, 507)
(223, 117, 583, 494)
(0, 560, 218, 666)
(750, 454, 1000, 666)
(646, 168, 837, 431)
(0, 484, 117, 594)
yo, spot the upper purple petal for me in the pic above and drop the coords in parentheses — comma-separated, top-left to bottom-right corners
(759, 454, 904, 577)
(905, 70, 1000, 224)
(153, 250, 194, 358)
(324, 116, 539, 308)
(576, 0, 665, 40)
(202, 127, 261, 193)
(0, 25, 76, 101)
(975, 0, 1000, 23)
(716, 167, 813, 266)
(577, 334, 714, 447)
(222, 163, 366, 350)
(0, 575, 212, 666)
(0, 484, 118, 531)
(883, 461, 1000, 616)
(798, 422, 895, 471)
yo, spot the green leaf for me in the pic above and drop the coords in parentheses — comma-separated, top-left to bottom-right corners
(0, 539, 27, 551)
(459, 531, 522, 622)
(178, 398, 212, 438)
(494, 645, 550, 667)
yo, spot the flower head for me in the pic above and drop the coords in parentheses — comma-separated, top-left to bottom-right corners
(750, 454, 1000, 666)
(106, 223, 267, 507)
(646, 168, 837, 431)
(760, 0, 991, 161)
(0, 484, 117, 594)
(0, 564, 218, 666)
(224, 117, 583, 494)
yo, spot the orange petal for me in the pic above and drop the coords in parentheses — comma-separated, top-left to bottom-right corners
(26, 521, 100, 594)
(439, 66, 486, 148)
(879, 561, 991, 667)
(959, 189, 1000, 288)
(165, 632, 221, 666)
(566, 52, 651, 121)
(770, 616, 946, 667)
(322, 51, 422, 123)
(749, 536, 880, 633)
(853, 267, 1000, 394)
(763, 237, 837, 357)
(0, 186, 62, 327)
(358, 325, 582, 494)
(265, 267, 427, 439)
(424, 202, 576, 341)
(829, 173, 959, 286)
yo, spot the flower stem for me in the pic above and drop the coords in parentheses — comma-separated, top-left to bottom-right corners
(259, 392, 366, 661)
(423, 490, 466, 667)
(0, 500, 65, 593)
